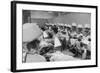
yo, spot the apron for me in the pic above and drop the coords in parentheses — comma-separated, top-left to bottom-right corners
(54, 36, 61, 47)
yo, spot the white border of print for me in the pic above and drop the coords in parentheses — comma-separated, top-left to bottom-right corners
(16, 4, 96, 70)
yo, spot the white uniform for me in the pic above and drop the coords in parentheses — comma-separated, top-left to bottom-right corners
(81, 35, 91, 51)
(82, 36, 90, 45)
(70, 38, 77, 45)
(70, 32, 77, 38)
(77, 33, 83, 38)
(39, 40, 49, 48)
(65, 29, 69, 41)
(43, 31, 48, 38)
(54, 36, 61, 47)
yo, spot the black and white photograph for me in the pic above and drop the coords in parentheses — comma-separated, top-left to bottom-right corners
(11, 1, 97, 72)
(22, 10, 91, 63)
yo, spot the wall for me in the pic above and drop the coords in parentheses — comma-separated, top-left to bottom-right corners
(23, 11, 91, 27)
(23, 10, 55, 26)
(31, 11, 55, 19)
(63, 13, 91, 25)
(53, 13, 91, 26)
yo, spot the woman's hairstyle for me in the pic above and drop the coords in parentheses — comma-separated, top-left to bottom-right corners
(27, 39, 40, 51)
(41, 27, 45, 31)
(52, 26, 58, 34)
(88, 38, 91, 41)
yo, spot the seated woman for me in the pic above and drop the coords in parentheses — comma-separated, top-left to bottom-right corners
(25, 39, 46, 63)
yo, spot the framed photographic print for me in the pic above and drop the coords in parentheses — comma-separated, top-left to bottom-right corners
(11, 1, 98, 72)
